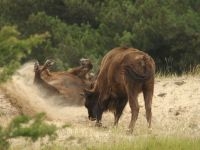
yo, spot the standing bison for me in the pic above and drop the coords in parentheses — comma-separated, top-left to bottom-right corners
(84, 47, 155, 133)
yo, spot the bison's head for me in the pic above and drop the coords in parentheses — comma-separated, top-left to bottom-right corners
(83, 89, 98, 121)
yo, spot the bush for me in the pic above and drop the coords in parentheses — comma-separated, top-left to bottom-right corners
(0, 113, 57, 150)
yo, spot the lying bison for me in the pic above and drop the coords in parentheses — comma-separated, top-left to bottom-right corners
(34, 59, 93, 105)
(41, 58, 93, 83)
(84, 47, 155, 133)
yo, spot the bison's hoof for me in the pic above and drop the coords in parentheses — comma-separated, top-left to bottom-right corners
(126, 129, 133, 135)
(148, 127, 152, 134)
(95, 122, 102, 127)
(113, 124, 118, 129)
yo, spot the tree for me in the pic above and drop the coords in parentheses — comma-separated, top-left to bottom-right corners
(0, 0, 200, 74)
(0, 26, 49, 82)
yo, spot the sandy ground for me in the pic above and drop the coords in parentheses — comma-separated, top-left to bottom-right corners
(1, 62, 200, 149)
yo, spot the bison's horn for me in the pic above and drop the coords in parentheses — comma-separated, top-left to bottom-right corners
(83, 88, 95, 95)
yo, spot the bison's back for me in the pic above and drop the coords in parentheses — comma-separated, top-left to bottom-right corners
(94, 47, 155, 100)
(96, 47, 136, 85)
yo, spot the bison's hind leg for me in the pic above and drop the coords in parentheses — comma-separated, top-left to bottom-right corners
(143, 85, 153, 129)
(127, 92, 140, 133)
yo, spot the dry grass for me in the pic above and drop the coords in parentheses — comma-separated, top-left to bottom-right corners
(88, 136, 200, 150)
(1, 62, 200, 149)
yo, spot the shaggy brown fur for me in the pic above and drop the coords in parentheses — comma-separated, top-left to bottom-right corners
(84, 47, 155, 133)
(36, 59, 94, 105)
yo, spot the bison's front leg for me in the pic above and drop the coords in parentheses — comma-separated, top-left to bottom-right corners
(114, 99, 127, 126)
(95, 103, 103, 127)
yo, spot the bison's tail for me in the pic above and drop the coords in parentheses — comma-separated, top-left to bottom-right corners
(124, 66, 149, 81)
(124, 56, 155, 81)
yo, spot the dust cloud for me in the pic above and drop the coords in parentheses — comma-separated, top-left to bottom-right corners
(2, 62, 88, 122)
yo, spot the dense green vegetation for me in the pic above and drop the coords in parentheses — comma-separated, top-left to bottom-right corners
(0, 26, 49, 81)
(0, 0, 200, 80)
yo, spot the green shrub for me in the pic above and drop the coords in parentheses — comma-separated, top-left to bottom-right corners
(0, 113, 57, 150)
(0, 26, 49, 82)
